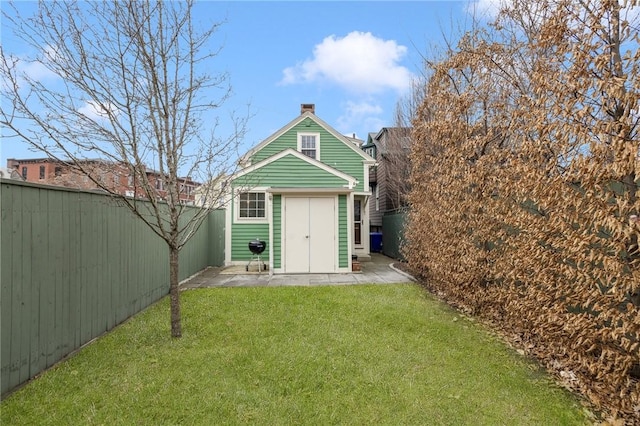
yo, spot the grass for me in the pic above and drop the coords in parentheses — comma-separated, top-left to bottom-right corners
(1, 284, 589, 425)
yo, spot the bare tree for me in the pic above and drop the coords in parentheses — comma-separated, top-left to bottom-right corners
(1, 0, 249, 337)
(377, 79, 424, 212)
(373, 127, 412, 211)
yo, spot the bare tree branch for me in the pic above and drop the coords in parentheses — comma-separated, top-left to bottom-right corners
(0, 0, 249, 338)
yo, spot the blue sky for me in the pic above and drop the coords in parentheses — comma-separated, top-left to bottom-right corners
(1, 1, 493, 166)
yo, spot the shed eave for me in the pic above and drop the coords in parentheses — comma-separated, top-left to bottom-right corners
(266, 187, 354, 194)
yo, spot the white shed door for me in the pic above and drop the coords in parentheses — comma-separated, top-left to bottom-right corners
(284, 197, 336, 273)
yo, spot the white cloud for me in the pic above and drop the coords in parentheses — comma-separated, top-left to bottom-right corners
(464, 0, 504, 19)
(78, 100, 118, 121)
(281, 31, 413, 95)
(3, 54, 59, 91)
(343, 100, 383, 119)
(336, 100, 386, 138)
(3, 45, 61, 93)
(466, 0, 640, 23)
(19, 45, 61, 82)
(20, 60, 58, 82)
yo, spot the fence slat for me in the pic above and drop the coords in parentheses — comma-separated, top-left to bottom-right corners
(0, 180, 225, 397)
(382, 210, 406, 261)
(0, 184, 14, 393)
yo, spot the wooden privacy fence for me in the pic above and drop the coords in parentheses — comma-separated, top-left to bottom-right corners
(0, 180, 225, 397)
(382, 209, 407, 261)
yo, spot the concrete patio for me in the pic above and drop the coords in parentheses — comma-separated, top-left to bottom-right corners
(180, 253, 414, 289)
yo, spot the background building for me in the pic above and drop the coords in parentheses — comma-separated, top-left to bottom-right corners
(361, 127, 411, 233)
(6, 158, 199, 204)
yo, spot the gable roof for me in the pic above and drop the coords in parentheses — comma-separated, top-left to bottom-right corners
(241, 111, 375, 166)
(362, 127, 412, 156)
(0, 167, 25, 181)
(375, 127, 412, 151)
(374, 127, 411, 141)
(362, 132, 378, 149)
(232, 148, 358, 189)
(344, 134, 363, 148)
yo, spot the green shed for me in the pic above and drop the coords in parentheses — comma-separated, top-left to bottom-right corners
(225, 104, 376, 273)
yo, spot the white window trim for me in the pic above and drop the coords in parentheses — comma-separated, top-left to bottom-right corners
(297, 132, 320, 161)
(234, 187, 269, 223)
(354, 196, 363, 247)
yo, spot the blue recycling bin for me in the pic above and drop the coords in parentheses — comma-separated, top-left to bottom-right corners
(370, 232, 383, 253)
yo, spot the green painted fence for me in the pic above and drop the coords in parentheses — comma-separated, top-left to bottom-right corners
(0, 180, 224, 397)
(382, 210, 407, 261)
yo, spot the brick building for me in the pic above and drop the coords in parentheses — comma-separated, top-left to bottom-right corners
(7, 158, 199, 204)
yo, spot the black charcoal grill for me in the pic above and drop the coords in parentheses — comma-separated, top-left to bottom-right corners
(246, 238, 267, 273)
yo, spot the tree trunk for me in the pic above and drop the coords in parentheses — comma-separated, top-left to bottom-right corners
(169, 246, 182, 338)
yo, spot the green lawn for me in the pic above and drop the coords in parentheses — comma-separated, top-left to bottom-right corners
(1, 284, 589, 425)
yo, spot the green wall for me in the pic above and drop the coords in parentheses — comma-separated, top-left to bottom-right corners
(231, 152, 350, 263)
(231, 191, 349, 269)
(250, 120, 366, 192)
(272, 195, 282, 268)
(230, 223, 270, 261)
(234, 153, 351, 188)
(382, 210, 406, 261)
(232, 117, 368, 268)
(339, 194, 348, 267)
(0, 180, 224, 397)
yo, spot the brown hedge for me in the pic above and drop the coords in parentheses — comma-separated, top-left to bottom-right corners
(405, 0, 639, 421)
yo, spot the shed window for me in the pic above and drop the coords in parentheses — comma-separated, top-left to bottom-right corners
(239, 192, 266, 218)
(301, 135, 316, 159)
(298, 132, 320, 160)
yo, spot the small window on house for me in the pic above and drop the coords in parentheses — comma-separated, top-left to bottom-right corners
(22, 167, 27, 179)
(239, 192, 266, 218)
(301, 135, 316, 159)
(179, 183, 193, 196)
(298, 133, 319, 160)
(54, 167, 62, 177)
(39, 165, 45, 179)
(354, 199, 362, 245)
(156, 178, 164, 191)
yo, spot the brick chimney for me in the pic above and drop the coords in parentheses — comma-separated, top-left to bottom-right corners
(300, 103, 315, 114)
